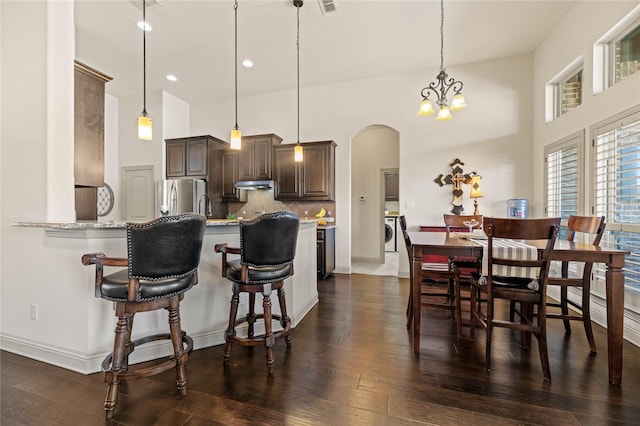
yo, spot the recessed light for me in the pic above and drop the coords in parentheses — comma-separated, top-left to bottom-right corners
(166, 75, 177, 82)
(137, 21, 152, 31)
(242, 59, 254, 68)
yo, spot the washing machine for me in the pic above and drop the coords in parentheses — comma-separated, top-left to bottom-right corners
(385, 216, 397, 252)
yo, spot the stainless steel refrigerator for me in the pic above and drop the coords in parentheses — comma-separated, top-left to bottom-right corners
(156, 179, 207, 217)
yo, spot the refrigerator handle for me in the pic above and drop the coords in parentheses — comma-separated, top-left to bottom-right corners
(169, 183, 178, 216)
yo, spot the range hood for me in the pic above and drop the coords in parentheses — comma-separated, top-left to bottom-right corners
(234, 180, 274, 190)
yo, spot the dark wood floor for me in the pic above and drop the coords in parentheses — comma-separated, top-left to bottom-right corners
(3, 273, 640, 425)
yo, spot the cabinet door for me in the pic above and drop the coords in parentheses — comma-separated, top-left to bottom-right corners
(273, 145, 300, 200)
(185, 139, 208, 176)
(221, 150, 246, 202)
(237, 139, 256, 182)
(385, 172, 399, 201)
(74, 65, 106, 187)
(301, 143, 335, 200)
(253, 137, 274, 180)
(166, 141, 186, 177)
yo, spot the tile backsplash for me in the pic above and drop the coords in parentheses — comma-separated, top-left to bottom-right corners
(229, 189, 336, 223)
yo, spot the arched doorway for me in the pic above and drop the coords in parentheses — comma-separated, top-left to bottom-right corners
(350, 125, 400, 275)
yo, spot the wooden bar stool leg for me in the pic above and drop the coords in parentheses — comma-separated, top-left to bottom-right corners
(167, 297, 187, 394)
(262, 284, 275, 374)
(247, 293, 257, 339)
(104, 309, 131, 419)
(224, 290, 240, 366)
(277, 286, 292, 346)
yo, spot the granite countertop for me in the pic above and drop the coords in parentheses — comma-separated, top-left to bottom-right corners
(13, 218, 323, 229)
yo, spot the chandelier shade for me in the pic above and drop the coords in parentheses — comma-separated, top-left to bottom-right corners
(417, 0, 466, 121)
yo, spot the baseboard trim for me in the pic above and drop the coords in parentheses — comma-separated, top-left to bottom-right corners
(0, 298, 319, 374)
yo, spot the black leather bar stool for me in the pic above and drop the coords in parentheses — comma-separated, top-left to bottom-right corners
(215, 211, 299, 373)
(81, 213, 206, 419)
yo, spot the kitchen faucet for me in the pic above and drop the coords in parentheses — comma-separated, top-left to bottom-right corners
(198, 193, 212, 217)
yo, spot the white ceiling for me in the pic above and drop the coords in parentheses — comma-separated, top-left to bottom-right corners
(74, 0, 577, 104)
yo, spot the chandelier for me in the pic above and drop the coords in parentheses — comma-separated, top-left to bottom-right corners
(230, 0, 242, 150)
(417, 0, 466, 121)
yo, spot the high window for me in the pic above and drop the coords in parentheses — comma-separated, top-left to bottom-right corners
(594, 8, 640, 94)
(545, 58, 583, 122)
(613, 22, 640, 84)
(592, 107, 640, 293)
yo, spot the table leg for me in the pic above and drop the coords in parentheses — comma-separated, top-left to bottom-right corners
(413, 247, 422, 353)
(606, 256, 625, 385)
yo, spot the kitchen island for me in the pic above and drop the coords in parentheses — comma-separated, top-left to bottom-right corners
(6, 219, 318, 374)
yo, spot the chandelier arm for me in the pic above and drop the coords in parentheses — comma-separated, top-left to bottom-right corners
(441, 77, 463, 99)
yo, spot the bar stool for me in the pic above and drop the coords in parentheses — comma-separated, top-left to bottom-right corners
(81, 213, 206, 419)
(214, 211, 299, 373)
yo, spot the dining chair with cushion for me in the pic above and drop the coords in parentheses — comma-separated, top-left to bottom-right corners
(400, 215, 460, 330)
(443, 214, 483, 336)
(214, 211, 299, 373)
(469, 216, 560, 381)
(545, 215, 606, 353)
(81, 213, 206, 419)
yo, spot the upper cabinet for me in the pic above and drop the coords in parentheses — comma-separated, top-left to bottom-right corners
(164, 135, 229, 218)
(238, 134, 282, 181)
(166, 137, 209, 178)
(220, 149, 247, 202)
(384, 171, 399, 201)
(74, 60, 112, 187)
(274, 141, 336, 201)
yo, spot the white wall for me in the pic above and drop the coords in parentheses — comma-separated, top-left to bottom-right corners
(532, 1, 640, 345)
(192, 54, 535, 275)
(351, 125, 399, 263)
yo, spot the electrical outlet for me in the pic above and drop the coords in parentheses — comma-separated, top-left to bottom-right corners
(30, 304, 39, 321)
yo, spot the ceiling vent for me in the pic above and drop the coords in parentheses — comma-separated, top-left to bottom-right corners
(318, 0, 337, 14)
(130, 0, 161, 11)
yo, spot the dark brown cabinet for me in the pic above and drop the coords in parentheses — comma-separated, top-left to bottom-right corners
(317, 227, 335, 279)
(274, 141, 336, 201)
(384, 171, 399, 201)
(166, 137, 208, 178)
(74, 61, 112, 220)
(164, 135, 229, 218)
(220, 150, 247, 202)
(238, 134, 282, 182)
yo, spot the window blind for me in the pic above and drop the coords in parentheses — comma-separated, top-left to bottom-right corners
(593, 109, 640, 293)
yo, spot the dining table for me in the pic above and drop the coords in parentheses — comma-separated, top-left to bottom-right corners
(408, 230, 629, 385)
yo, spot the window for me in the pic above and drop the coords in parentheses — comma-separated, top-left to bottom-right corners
(592, 107, 640, 293)
(613, 22, 640, 84)
(545, 132, 583, 225)
(545, 58, 583, 121)
(594, 7, 640, 93)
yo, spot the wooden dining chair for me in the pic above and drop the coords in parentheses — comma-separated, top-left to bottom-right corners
(400, 215, 460, 330)
(443, 214, 483, 336)
(469, 217, 560, 381)
(546, 215, 606, 353)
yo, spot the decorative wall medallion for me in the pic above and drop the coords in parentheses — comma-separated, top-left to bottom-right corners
(97, 183, 114, 216)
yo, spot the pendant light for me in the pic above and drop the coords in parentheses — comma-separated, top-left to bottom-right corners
(230, 0, 242, 150)
(137, 0, 152, 140)
(417, 0, 466, 121)
(294, 0, 303, 162)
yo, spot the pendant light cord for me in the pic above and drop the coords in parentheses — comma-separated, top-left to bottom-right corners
(439, 0, 444, 73)
(234, 0, 239, 130)
(296, 3, 300, 144)
(142, 0, 147, 115)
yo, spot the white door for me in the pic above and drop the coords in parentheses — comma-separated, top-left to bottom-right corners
(121, 165, 155, 222)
